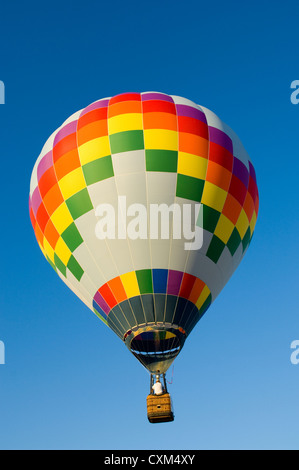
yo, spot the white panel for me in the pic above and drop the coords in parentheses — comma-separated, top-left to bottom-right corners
(150, 239, 171, 269)
(74, 211, 119, 283)
(112, 149, 146, 175)
(185, 252, 224, 300)
(61, 110, 82, 125)
(57, 269, 93, 311)
(171, 95, 198, 108)
(146, 172, 177, 205)
(216, 245, 234, 285)
(168, 237, 190, 272)
(222, 123, 250, 169)
(105, 237, 134, 275)
(72, 241, 106, 289)
(198, 105, 226, 133)
(88, 177, 119, 209)
(30, 129, 58, 195)
(231, 242, 244, 272)
(129, 238, 151, 271)
(114, 172, 147, 206)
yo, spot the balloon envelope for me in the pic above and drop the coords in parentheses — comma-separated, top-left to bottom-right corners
(29, 92, 259, 373)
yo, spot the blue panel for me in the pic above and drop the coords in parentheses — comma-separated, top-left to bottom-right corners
(152, 269, 168, 294)
(93, 299, 106, 318)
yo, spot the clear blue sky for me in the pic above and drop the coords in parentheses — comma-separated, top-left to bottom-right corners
(0, 0, 299, 450)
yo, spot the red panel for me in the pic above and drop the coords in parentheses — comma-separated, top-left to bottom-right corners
(142, 99, 176, 115)
(178, 116, 209, 139)
(109, 93, 141, 105)
(99, 284, 118, 309)
(77, 107, 108, 129)
(179, 273, 196, 299)
(53, 133, 77, 163)
(209, 142, 233, 172)
(228, 175, 247, 206)
(38, 166, 57, 199)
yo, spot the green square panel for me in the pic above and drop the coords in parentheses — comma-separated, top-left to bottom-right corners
(83, 156, 114, 185)
(66, 188, 93, 220)
(198, 293, 212, 317)
(201, 204, 221, 233)
(206, 235, 225, 263)
(47, 255, 58, 273)
(176, 174, 204, 202)
(136, 269, 153, 294)
(227, 227, 242, 256)
(145, 150, 178, 172)
(67, 255, 84, 281)
(54, 253, 66, 276)
(109, 130, 144, 154)
(61, 223, 84, 252)
(242, 226, 251, 252)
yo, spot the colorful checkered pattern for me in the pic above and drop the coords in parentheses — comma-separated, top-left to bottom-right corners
(29, 92, 259, 372)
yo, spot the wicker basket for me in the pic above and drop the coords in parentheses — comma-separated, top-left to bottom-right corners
(147, 393, 174, 423)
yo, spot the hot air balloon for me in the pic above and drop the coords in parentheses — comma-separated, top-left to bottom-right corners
(29, 92, 259, 423)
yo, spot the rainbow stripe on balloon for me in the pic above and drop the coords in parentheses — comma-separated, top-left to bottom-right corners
(92, 268, 211, 340)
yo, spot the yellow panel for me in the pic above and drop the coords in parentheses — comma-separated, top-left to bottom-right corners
(214, 214, 235, 244)
(120, 271, 140, 298)
(177, 152, 208, 179)
(38, 241, 47, 259)
(54, 237, 72, 266)
(109, 113, 143, 134)
(51, 203, 73, 234)
(58, 167, 86, 200)
(195, 285, 210, 310)
(78, 136, 111, 165)
(144, 129, 178, 151)
(249, 210, 257, 236)
(201, 181, 227, 212)
(43, 238, 55, 263)
(236, 208, 249, 239)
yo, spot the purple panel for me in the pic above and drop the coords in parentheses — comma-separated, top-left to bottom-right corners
(248, 161, 257, 183)
(37, 151, 53, 182)
(176, 104, 207, 123)
(94, 291, 110, 315)
(31, 187, 42, 216)
(141, 92, 173, 102)
(54, 120, 78, 147)
(80, 98, 110, 116)
(233, 157, 249, 188)
(209, 126, 233, 153)
(167, 270, 184, 295)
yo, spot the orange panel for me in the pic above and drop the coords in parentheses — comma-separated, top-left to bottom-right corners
(206, 160, 232, 191)
(44, 219, 60, 249)
(143, 112, 177, 131)
(108, 276, 127, 304)
(42, 183, 64, 216)
(108, 100, 142, 117)
(77, 120, 108, 146)
(179, 132, 209, 158)
(222, 193, 242, 225)
(189, 278, 205, 305)
(54, 149, 81, 181)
